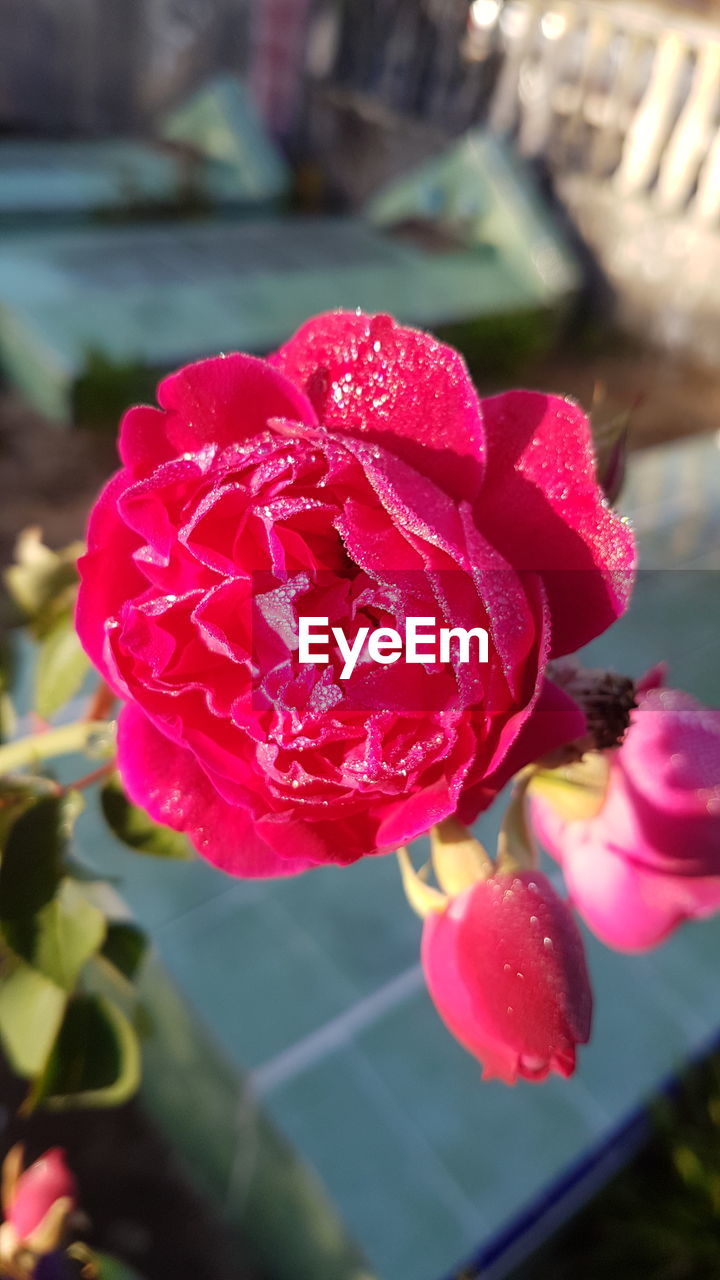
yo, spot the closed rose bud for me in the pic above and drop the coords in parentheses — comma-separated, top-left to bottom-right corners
(1, 1146, 76, 1265)
(421, 871, 592, 1083)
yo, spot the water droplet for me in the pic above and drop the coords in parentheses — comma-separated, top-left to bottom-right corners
(543, 936, 553, 950)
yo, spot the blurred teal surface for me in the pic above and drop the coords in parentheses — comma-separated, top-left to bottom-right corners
(0, 132, 577, 424)
(157, 74, 290, 205)
(52, 433, 720, 1280)
(0, 77, 289, 230)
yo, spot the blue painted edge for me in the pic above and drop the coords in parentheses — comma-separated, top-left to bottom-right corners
(448, 1026, 720, 1280)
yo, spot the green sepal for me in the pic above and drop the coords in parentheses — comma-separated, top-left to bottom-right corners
(430, 818, 493, 896)
(528, 753, 610, 821)
(397, 848, 447, 919)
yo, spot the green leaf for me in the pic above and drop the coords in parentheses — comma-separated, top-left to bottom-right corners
(0, 692, 16, 744)
(101, 921, 148, 981)
(4, 528, 84, 638)
(0, 635, 16, 745)
(0, 778, 40, 850)
(93, 1254, 145, 1280)
(0, 960, 67, 1077)
(35, 610, 91, 719)
(0, 795, 66, 918)
(33, 993, 141, 1109)
(100, 774, 192, 859)
(3, 879, 107, 991)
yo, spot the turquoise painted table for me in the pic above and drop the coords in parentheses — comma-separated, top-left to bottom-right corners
(42, 432, 717, 1280)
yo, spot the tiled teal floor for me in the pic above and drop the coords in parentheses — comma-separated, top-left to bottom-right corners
(66, 434, 720, 1280)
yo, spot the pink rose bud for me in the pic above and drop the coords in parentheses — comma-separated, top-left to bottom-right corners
(532, 687, 720, 951)
(4, 1148, 76, 1244)
(421, 871, 592, 1083)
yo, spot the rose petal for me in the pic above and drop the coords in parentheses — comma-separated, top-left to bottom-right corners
(76, 472, 146, 690)
(120, 354, 317, 475)
(117, 705, 312, 877)
(478, 391, 635, 655)
(537, 808, 719, 951)
(422, 904, 520, 1081)
(270, 311, 486, 501)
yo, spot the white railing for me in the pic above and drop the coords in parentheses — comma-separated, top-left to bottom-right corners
(483, 0, 720, 224)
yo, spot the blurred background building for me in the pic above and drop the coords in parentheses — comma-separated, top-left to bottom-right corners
(6, 0, 720, 368)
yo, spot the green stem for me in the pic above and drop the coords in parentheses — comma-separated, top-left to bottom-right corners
(496, 773, 537, 874)
(0, 720, 113, 776)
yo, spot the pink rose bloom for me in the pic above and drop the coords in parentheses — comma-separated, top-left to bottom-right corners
(77, 311, 633, 876)
(4, 1148, 76, 1243)
(532, 687, 720, 951)
(422, 871, 592, 1082)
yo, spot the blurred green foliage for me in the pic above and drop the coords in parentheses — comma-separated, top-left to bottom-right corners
(439, 307, 558, 382)
(509, 1054, 720, 1280)
(74, 351, 158, 431)
(0, 530, 175, 1115)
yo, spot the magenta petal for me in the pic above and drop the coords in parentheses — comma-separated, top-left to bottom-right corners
(536, 810, 701, 952)
(422, 903, 520, 1081)
(120, 356, 317, 476)
(487, 677, 586, 787)
(118, 404, 178, 475)
(270, 311, 486, 501)
(621, 688, 720, 835)
(116, 705, 313, 878)
(478, 391, 636, 655)
(76, 471, 146, 690)
(155, 352, 317, 455)
(532, 682, 720, 949)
